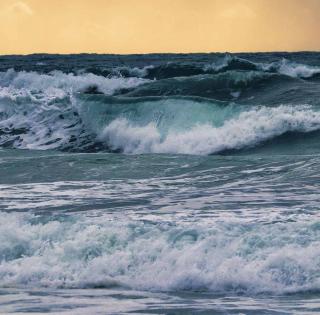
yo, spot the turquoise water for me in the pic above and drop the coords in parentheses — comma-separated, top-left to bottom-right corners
(0, 53, 320, 314)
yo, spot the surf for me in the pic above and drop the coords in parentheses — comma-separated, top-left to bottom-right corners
(1, 53, 320, 155)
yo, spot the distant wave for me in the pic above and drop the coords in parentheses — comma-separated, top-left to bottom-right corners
(110, 55, 320, 80)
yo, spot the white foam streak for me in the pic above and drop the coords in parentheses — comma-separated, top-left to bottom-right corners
(0, 69, 148, 98)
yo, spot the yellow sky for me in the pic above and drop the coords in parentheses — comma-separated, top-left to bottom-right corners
(0, 0, 319, 55)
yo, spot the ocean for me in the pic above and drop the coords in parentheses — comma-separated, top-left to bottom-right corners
(0, 52, 320, 314)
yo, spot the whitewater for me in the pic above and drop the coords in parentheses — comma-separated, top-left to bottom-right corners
(1, 52, 320, 314)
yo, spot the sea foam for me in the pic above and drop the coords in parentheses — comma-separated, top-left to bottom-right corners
(0, 212, 319, 294)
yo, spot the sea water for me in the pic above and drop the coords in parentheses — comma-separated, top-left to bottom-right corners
(0, 52, 320, 314)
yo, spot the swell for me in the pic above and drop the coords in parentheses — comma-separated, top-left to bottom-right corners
(113, 57, 320, 104)
(117, 55, 320, 80)
(83, 55, 320, 81)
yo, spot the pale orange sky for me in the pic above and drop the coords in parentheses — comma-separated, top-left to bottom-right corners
(0, 0, 319, 55)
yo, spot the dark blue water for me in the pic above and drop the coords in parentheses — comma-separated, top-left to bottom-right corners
(0, 52, 320, 314)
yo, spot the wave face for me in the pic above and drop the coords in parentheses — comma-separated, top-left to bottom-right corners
(1, 52, 320, 155)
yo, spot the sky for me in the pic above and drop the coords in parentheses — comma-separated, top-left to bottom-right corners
(0, 0, 319, 55)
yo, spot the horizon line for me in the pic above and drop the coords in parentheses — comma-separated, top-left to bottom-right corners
(1, 50, 320, 57)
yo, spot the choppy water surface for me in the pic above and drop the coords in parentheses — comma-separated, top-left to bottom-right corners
(1, 52, 320, 314)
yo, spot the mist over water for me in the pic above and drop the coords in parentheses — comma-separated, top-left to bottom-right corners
(1, 52, 320, 314)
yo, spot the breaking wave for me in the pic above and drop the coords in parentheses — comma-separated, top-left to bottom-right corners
(1, 73, 320, 154)
(98, 104, 320, 154)
(1, 56, 320, 155)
